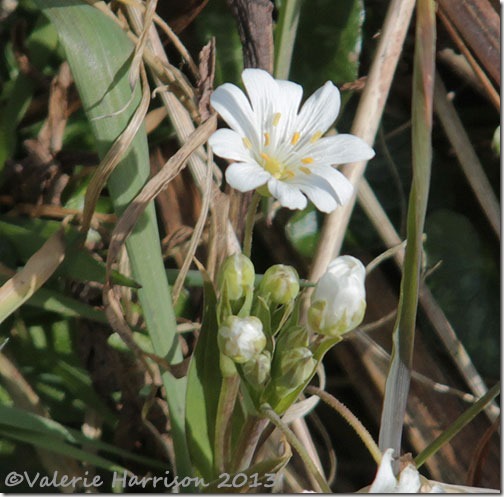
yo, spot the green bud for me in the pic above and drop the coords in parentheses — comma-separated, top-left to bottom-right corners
(242, 350, 271, 387)
(258, 265, 300, 304)
(218, 316, 266, 364)
(274, 347, 316, 390)
(307, 255, 366, 337)
(275, 325, 309, 351)
(218, 253, 255, 301)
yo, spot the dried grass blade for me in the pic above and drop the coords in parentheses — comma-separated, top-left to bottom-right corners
(309, 0, 416, 283)
(434, 74, 500, 238)
(172, 147, 214, 303)
(81, 65, 150, 233)
(128, 0, 157, 90)
(0, 230, 65, 324)
(105, 114, 217, 277)
(378, 0, 436, 456)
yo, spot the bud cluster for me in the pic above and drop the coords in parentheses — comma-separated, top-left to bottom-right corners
(215, 253, 367, 412)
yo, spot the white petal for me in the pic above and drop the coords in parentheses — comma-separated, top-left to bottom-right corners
(209, 129, 253, 162)
(225, 162, 270, 192)
(292, 175, 338, 213)
(369, 449, 398, 493)
(274, 79, 304, 142)
(242, 69, 278, 127)
(268, 179, 307, 210)
(211, 83, 259, 147)
(296, 81, 341, 137)
(397, 465, 421, 493)
(312, 165, 354, 205)
(310, 134, 375, 165)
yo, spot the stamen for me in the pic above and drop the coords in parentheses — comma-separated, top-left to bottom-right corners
(310, 131, 323, 143)
(291, 132, 301, 145)
(301, 157, 314, 164)
(264, 132, 270, 147)
(242, 137, 252, 149)
(272, 113, 281, 127)
(300, 166, 312, 175)
(260, 152, 270, 161)
(283, 169, 295, 179)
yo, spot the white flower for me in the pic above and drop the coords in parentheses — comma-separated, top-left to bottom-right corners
(369, 449, 445, 493)
(208, 69, 375, 213)
(218, 316, 266, 363)
(307, 255, 366, 337)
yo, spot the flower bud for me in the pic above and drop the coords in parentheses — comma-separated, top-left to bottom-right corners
(275, 325, 309, 351)
(218, 253, 255, 301)
(307, 255, 366, 337)
(258, 265, 300, 304)
(274, 347, 316, 390)
(218, 316, 266, 363)
(242, 350, 271, 387)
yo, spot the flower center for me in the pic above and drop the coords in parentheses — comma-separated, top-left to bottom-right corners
(260, 153, 294, 180)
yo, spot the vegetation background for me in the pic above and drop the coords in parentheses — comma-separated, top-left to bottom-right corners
(0, 0, 499, 492)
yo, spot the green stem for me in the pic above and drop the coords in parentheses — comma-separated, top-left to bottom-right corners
(243, 192, 261, 258)
(274, 0, 304, 79)
(214, 374, 240, 473)
(260, 404, 331, 493)
(231, 415, 269, 473)
(306, 386, 381, 464)
(414, 382, 500, 469)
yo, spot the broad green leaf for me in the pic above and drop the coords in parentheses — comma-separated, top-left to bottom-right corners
(33, 1, 191, 480)
(185, 276, 222, 481)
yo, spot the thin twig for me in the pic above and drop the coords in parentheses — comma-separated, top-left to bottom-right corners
(434, 73, 500, 239)
(309, 0, 416, 283)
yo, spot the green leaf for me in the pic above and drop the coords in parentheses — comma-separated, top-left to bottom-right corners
(0, 219, 139, 287)
(193, 1, 242, 85)
(378, 0, 436, 455)
(285, 206, 321, 259)
(0, 15, 58, 173)
(0, 405, 165, 470)
(185, 275, 222, 481)
(290, 0, 364, 94)
(33, 0, 191, 480)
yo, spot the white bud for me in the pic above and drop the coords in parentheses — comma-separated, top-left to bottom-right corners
(307, 255, 366, 337)
(218, 316, 266, 363)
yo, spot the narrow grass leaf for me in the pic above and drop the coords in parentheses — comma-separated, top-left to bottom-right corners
(378, 0, 436, 456)
(414, 382, 500, 469)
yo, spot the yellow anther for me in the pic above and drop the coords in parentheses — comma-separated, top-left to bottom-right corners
(291, 132, 301, 145)
(272, 113, 281, 126)
(283, 169, 296, 179)
(310, 131, 323, 143)
(261, 153, 286, 179)
(300, 166, 312, 175)
(264, 132, 270, 147)
(301, 157, 314, 164)
(243, 137, 252, 149)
